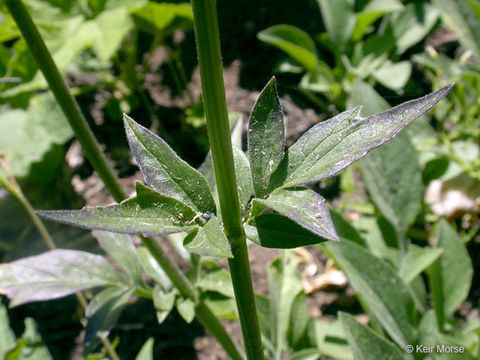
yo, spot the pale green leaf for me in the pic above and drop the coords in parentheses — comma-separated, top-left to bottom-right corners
(135, 338, 154, 360)
(0, 92, 73, 177)
(19, 318, 53, 360)
(124, 114, 216, 214)
(360, 132, 422, 233)
(432, 0, 480, 63)
(176, 297, 195, 323)
(257, 26, 318, 72)
(0, 303, 16, 358)
(0, 250, 124, 306)
(323, 240, 416, 347)
(37, 183, 198, 236)
(270, 85, 451, 190)
(93, 231, 143, 285)
(136, 247, 171, 289)
(400, 245, 443, 283)
(389, 3, 439, 54)
(428, 220, 473, 327)
(248, 77, 285, 198)
(196, 268, 234, 298)
(268, 252, 304, 356)
(372, 61, 411, 90)
(253, 187, 338, 242)
(339, 312, 410, 360)
(310, 320, 352, 360)
(317, 0, 356, 50)
(153, 285, 175, 324)
(131, 3, 192, 37)
(183, 217, 232, 258)
(232, 146, 254, 213)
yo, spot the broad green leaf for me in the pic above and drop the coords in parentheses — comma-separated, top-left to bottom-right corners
(84, 286, 134, 354)
(372, 61, 411, 91)
(428, 220, 473, 327)
(131, 3, 192, 37)
(136, 247, 171, 289)
(124, 114, 216, 214)
(253, 188, 338, 242)
(389, 3, 439, 54)
(0, 303, 15, 358)
(93, 231, 143, 285)
(288, 291, 308, 349)
(400, 245, 443, 283)
(270, 85, 452, 190)
(248, 77, 285, 198)
(268, 252, 304, 356)
(184, 217, 232, 258)
(257, 26, 318, 73)
(232, 146, 254, 213)
(37, 183, 198, 236)
(135, 338, 154, 360)
(418, 311, 476, 360)
(310, 320, 352, 360)
(196, 268, 234, 298)
(360, 132, 422, 233)
(317, 0, 356, 50)
(153, 285, 175, 324)
(353, 0, 404, 41)
(176, 297, 195, 323)
(0, 92, 73, 177)
(0, 249, 123, 306)
(339, 312, 410, 360)
(432, 0, 480, 63)
(323, 240, 416, 347)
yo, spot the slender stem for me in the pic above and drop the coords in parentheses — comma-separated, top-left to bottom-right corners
(4, 0, 125, 203)
(191, 0, 264, 358)
(0, 165, 120, 360)
(5, 1, 244, 358)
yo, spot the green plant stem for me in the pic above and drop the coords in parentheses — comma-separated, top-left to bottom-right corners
(190, 0, 264, 358)
(4, 0, 125, 203)
(5, 2, 244, 358)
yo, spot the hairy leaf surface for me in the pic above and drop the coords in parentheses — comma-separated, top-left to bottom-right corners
(253, 188, 338, 242)
(248, 77, 285, 198)
(0, 250, 123, 306)
(184, 217, 232, 258)
(37, 183, 198, 236)
(124, 114, 216, 214)
(270, 85, 452, 190)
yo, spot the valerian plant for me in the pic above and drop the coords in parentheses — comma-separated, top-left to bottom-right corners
(0, 0, 455, 358)
(0, 78, 452, 356)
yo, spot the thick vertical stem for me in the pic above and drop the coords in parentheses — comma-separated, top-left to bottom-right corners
(5, 2, 244, 358)
(4, 0, 126, 202)
(190, 0, 264, 358)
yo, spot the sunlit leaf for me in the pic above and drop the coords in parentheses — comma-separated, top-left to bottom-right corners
(37, 183, 198, 236)
(258, 26, 318, 72)
(270, 85, 452, 190)
(135, 338, 154, 360)
(176, 297, 195, 323)
(248, 77, 285, 198)
(183, 217, 232, 258)
(124, 114, 216, 214)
